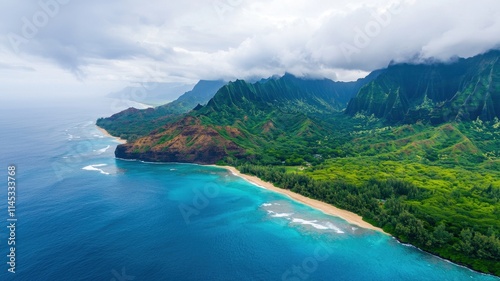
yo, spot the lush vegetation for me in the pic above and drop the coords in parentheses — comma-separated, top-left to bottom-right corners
(223, 117, 500, 275)
(111, 73, 379, 163)
(346, 50, 500, 123)
(99, 50, 500, 276)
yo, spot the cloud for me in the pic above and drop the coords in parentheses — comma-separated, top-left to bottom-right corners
(0, 62, 35, 71)
(1, 0, 500, 86)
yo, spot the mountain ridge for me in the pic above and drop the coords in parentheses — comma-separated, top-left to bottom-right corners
(114, 73, 379, 163)
(106, 50, 500, 164)
(97, 80, 226, 140)
(346, 50, 500, 124)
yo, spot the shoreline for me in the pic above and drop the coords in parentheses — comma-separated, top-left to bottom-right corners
(96, 126, 127, 144)
(215, 165, 388, 234)
(113, 159, 497, 277)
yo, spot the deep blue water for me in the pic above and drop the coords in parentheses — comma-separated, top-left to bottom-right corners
(0, 98, 498, 281)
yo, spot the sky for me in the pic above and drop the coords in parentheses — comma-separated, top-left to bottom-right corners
(1, 0, 500, 100)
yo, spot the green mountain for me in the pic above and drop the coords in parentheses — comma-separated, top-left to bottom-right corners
(346, 50, 500, 124)
(205, 72, 382, 115)
(96, 80, 226, 140)
(114, 73, 380, 164)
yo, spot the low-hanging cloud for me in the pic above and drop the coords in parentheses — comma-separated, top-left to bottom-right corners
(1, 0, 500, 83)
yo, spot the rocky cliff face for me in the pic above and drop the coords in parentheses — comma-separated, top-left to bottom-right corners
(115, 116, 245, 164)
(346, 50, 500, 124)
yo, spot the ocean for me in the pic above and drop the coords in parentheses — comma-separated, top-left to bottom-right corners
(0, 98, 498, 281)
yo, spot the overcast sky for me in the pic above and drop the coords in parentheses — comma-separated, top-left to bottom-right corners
(1, 0, 500, 100)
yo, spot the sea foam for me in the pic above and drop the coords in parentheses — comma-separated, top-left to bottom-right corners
(96, 145, 110, 154)
(272, 212, 294, 218)
(82, 164, 110, 175)
(290, 218, 345, 233)
(291, 218, 329, 230)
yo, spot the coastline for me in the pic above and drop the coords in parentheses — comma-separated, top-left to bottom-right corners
(96, 126, 127, 144)
(216, 165, 388, 234)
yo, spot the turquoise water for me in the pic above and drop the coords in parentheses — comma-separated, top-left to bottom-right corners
(0, 99, 498, 280)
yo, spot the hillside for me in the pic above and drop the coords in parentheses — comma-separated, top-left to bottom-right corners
(97, 80, 226, 140)
(114, 73, 379, 163)
(346, 50, 500, 124)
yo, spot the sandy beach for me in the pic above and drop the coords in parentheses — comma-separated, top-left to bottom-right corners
(217, 165, 388, 234)
(93, 126, 381, 233)
(96, 126, 127, 144)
